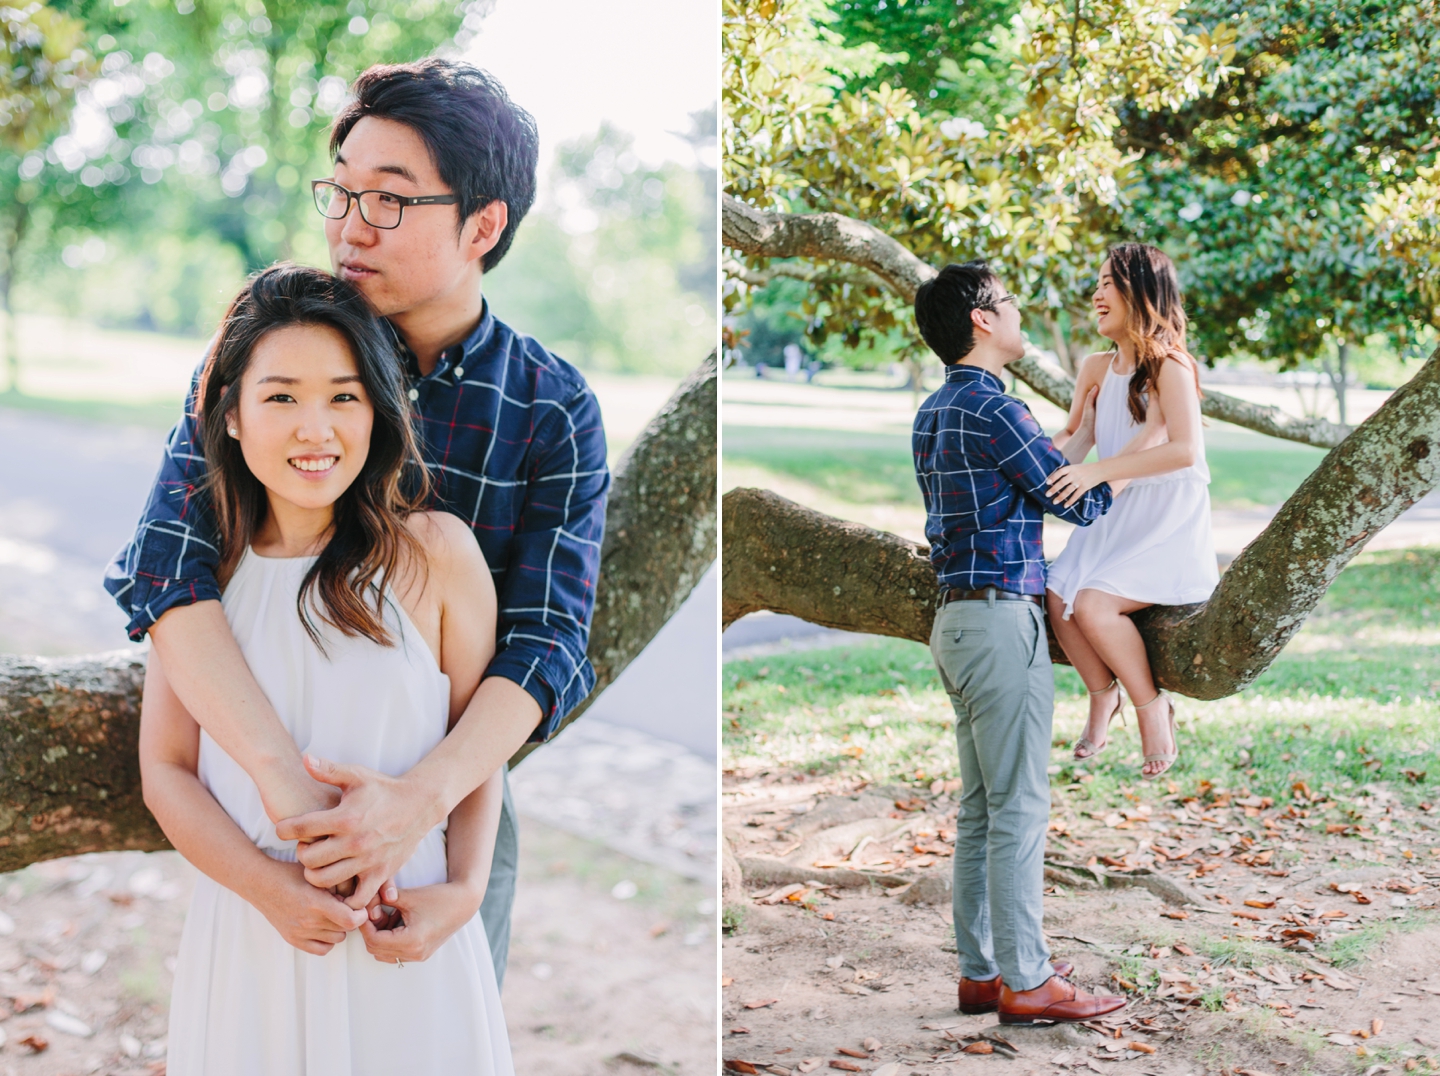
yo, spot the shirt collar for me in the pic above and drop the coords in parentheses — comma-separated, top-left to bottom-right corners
(385, 298, 496, 385)
(945, 363, 1006, 392)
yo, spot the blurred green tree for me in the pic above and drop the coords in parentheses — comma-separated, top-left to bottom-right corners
(0, 0, 92, 387)
(1, 0, 480, 354)
(484, 113, 718, 377)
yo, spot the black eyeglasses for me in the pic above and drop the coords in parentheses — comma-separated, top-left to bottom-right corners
(311, 180, 458, 230)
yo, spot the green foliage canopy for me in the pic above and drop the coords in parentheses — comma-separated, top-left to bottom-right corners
(722, 0, 1236, 359)
(1121, 0, 1440, 369)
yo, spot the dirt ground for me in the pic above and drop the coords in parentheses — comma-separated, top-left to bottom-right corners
(0, 815, 715, 1076)
(722, 770, 1440, 1076)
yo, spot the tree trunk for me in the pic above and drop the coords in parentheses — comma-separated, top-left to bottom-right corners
(723, 342, 1440, 696)
(0, 352, 718, 873)
(723, 195, 1353, 450)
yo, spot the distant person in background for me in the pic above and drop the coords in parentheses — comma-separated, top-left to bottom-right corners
(1043, 244, 1218, 780)
(140, 264, 513, 1074)
(783, 342, 802, 380)
(106, 59, 609, 991)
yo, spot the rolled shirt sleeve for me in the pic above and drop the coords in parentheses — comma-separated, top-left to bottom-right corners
(104, 368, 223, 639)
(989, 396, 1112, 525)
(480, 383, 609, 741)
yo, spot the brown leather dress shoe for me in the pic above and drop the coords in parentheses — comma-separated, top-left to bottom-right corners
(958, 961, 1073, 1015)
(997, 973, 1126, 1025)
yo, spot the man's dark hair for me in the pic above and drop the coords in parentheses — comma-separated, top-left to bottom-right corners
(913, 261, 1007, 364)
(331, 59, 539, 272)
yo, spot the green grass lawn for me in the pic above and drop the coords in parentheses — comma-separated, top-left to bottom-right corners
(723, 423, 1329, 510)
(723, 547, 1440, 809)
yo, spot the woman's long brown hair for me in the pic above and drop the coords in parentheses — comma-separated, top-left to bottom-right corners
(1104, 243, 1203, 424)
(197, 262, 432, 650)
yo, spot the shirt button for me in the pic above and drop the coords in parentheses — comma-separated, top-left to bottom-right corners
(454, 366, 464, 378)
(408, 388, 419, 401)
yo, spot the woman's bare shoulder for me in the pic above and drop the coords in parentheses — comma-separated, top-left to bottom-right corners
(405, 511, 487, 575)
(1074, 351, 1114, 387)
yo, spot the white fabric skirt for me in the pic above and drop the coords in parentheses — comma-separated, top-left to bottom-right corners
(1046, 474, 1219, 618)
(166, 874, 512, 1076)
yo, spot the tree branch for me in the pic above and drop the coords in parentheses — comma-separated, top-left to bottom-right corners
(723, 195, 1353, 450)
(0, 353, 719, 873)
(723, 343, 1440, 698)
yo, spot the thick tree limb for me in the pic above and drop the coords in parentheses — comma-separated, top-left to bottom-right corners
(723, 344, 1440, 697)
(723, 195, 1353, 450)
(0, 353, 718, 873)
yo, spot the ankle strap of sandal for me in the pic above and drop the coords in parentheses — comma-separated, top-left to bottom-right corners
(1087, 678, 1119, 696)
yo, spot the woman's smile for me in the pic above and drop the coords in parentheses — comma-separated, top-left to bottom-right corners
(288, 454, 341, 477)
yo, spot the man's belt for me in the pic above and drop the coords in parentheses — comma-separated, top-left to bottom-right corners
(940, 587, 1044, 608)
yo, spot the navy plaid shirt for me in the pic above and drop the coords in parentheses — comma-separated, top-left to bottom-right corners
(104, 303, 609, 742)
(913, 364, 1111, 595)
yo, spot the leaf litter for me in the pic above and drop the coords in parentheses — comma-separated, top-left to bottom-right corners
(723, 766, 1440, 1074)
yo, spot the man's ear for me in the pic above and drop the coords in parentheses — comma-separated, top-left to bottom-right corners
(970, 306, 997, 337)
(462, 200, 509, 269)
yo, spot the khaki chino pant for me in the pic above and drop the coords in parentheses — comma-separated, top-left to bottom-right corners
(930, 596, 1057, 993)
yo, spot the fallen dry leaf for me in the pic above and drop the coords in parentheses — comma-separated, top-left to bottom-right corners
(1244, 899, 1276, 909)
(730, 1027, 751, 1035)
(1372, 1018, 1384, 1036)
(828, 1061, 862, 1072)
(743, 998, 780, 1009)
(17, 1033, 47, 1054)
(796, 1061, 823, 1074)
(1232, 909, 1263, 921)
(1174, 942, 1195, 956)
(836, 1048, 867, 1059)
(722, 977, 734, 987)
(962, 1042, 994, 1054)
(862, 1037, 882, 1051)
(872, 1065, 900, 1076)
(1161, 910, 1189, 920)
(1127, 1042, 1156, 1054)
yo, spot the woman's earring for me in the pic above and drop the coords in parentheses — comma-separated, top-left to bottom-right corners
(228, 426, 238, 437)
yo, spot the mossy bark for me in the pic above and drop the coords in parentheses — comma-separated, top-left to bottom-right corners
(0, 354, 718, 872)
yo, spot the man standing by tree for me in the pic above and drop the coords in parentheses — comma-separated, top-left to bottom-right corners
(105, 59, 608, 983)
(912, 262, 1124, 1024)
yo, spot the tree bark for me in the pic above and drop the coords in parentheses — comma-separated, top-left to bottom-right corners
(0, 353, 718, 873)
(723, 341, 1440, 696)
(723, 195, 1353, 450)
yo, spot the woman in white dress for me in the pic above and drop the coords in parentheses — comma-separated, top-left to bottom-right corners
(1042, 243, 1219, 780)
(138, 264, 513, 1075)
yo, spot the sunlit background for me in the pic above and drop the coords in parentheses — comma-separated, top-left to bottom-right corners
(0, 1, 717, 1071)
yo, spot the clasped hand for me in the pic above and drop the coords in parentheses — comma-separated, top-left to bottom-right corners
(261, 754, 472, 963)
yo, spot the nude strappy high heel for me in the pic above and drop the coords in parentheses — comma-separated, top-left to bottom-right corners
(1073, 678, 1125, 761)
(1135, 691, 1178, 780)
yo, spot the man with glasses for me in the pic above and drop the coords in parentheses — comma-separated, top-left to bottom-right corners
(911, 261, 1124, 1026)
(105, 59, 608, 984)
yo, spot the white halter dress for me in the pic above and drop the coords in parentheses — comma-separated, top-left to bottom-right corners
(1046, 361, 1219, 617)
(166, 549, 513, 1076)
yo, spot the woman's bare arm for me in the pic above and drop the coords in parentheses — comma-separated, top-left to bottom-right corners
(139, 654, 366, 952)
(1083, 356, 1202, 482)
(1053, 353, 1108, 462)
